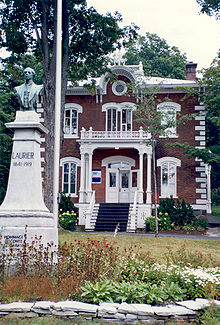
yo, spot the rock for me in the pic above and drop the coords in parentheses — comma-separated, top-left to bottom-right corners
(131, 304, 154, 316)
(98, 305, 118, 315)
(31, 301, 54, 314)
(166, 304, 196, 316)
(151, 306, 173, 316)
(0, 302, 34, 313)
(52, 301, 97, 315)
(118, 302, 137, 314)
(176, 299, 211, 310)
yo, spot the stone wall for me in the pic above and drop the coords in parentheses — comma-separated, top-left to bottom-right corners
(0, 299, 219, 323)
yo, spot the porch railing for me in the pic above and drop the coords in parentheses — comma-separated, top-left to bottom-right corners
(128, 189, 138, 232)
(80, 127, 150, 140)
(85, 190, 95, 231)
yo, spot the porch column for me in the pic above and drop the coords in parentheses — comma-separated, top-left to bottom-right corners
(138, 150, 144, 203)
(146, 153, 152, 204)
(87, 148, 93, 202)
(79, 148, 86, 203)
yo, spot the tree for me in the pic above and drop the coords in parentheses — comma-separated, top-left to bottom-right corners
(171, 55, 220, 190)
(196, 0, 220, 19)
(130, 83, 177, 236)
(123, 33, 187, 79)
(0, 0, 137, 210)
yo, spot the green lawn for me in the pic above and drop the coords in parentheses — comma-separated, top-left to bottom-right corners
(59, 229, 220, 263)
(212, 205, 220, 219)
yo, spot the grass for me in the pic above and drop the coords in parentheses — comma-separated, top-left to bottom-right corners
(59, 230, 220, 263)
(212, 205, 220, 219)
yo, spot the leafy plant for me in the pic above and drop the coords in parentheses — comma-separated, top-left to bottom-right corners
(59, 210, 77, 231)
(59, 192, 78, 214)
(81, 280, 114, 304)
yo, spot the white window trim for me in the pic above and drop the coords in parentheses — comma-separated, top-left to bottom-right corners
(157, 157, 181, 198)
(102, 156, 135, 168)
(64, 103, 83, 138)
(102, 102, 136, 132)
(157, 102, 181, 138)
(60, 157, 81, 197)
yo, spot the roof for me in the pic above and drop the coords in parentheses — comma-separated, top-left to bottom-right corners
(67, 63, 197, 95)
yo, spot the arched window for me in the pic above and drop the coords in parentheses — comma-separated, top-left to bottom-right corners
(60, 157, 81, 196)
(157, 157, 181, 198)
(64, 103, 83, 138)
(157, 102, 181, 138)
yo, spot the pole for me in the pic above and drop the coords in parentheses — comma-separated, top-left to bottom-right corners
(53, 0, 62, 224)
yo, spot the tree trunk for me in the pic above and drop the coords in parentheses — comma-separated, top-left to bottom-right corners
(41, 0, 69, 212)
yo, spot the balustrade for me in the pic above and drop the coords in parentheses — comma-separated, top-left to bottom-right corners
(80, 127, 150, 140)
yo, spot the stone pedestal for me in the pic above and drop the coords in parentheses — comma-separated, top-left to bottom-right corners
(0, 111, 58, 248)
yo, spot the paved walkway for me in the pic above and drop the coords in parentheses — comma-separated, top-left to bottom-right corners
(91, 228, 220, 240)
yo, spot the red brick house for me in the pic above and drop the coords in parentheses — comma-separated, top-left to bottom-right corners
(38, 62, 211, 231)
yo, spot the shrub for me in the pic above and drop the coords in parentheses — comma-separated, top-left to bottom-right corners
(212, 188, 220, 205)
(59, 210, 77, 231)
(157, 197, 207, 230)
(145, 213, 172, 231)
(59, 192, 78, 214)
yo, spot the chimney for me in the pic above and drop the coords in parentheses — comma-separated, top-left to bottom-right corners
(186, 62, 197, 80)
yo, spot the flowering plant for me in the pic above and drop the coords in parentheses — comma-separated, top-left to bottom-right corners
(59, 210, 78, 230)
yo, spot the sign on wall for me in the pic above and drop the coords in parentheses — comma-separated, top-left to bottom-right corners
(92, 169, 101, 183)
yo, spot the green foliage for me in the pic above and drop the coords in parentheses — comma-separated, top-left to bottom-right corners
(146, 214, 172, 231)
(81, 279, 114, 304)
(58, 193, 78, 230)
(59, 211, 77, 231)
(81, 279, 186, 305)
(124, 33, 187, 79)
(59, 192, 78, 214)
(170, 142, 220, 165)
(196, 0, 220, 18)
(156, 197, 208, 230)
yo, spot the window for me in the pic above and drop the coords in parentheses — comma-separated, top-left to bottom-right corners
(107, 108, 117, 131)
(112, 81, 127, 96)
(157, 157, 181, 198)
(157, 102, 181, 137)
(64, 104, 83, 138)
(102, 102, 136, 132)
(60, 157, 81, 196)
(121, 108, 131, 131)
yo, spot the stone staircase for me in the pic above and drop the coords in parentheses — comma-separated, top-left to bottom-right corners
(94, 203, 130, 232)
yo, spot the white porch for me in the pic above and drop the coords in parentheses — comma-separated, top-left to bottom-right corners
(77, 127, 153, 231)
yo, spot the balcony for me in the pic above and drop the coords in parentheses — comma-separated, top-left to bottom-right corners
(80, 127, 151, 141)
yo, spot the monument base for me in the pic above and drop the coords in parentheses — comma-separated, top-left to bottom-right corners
(0, 226, 58, 249)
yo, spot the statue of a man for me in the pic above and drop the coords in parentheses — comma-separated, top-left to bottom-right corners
(15, 67, 43, 111)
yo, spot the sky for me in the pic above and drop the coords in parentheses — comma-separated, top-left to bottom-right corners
(87, 0, 220, 70)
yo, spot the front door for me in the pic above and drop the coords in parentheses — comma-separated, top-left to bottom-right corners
(119, 170, 130, 203)
(106, 168, 130, 203)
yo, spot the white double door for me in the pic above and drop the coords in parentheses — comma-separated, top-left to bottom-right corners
(106, 168, 138, 203)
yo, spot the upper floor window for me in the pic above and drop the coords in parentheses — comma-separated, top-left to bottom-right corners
(107, 107, 117, 131)
(102, 102, 136, 132)
(157, 102, 181, 138)
(157, 157, 181, 198)
(64, 103, 83, 138)
(60, 157, 81, 196)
